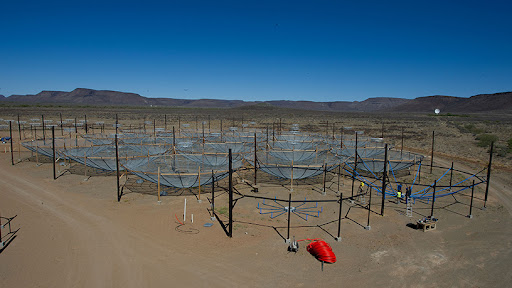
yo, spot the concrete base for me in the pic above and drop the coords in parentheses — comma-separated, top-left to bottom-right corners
(467, 214, 473, 219)
(157, 201, 162, 205)
(335, 237, 342, 242)
(285, 238, 290, 244)
(197, 200, 202, 203)
(349, 200, 354, 204)
(210, 216, 216, 221)
(365, 225, 371, 230)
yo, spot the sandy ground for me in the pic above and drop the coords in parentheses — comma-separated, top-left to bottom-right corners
(1, 150, 512, 287)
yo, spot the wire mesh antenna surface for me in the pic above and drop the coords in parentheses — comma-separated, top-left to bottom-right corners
(123, 153, 244, 189)
(250, 150, 343, 180)
(63, 144, 167, 171)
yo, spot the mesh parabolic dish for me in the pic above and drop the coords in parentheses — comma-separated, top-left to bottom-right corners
(123, 153, 243, 188)
(351, 150, 424, 173)
(250, 150, 348, 180)
(63, 144, 167, 171)
(22, 138, 86, 159)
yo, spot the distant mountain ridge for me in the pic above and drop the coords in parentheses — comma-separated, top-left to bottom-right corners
(3, 88, 512, 113)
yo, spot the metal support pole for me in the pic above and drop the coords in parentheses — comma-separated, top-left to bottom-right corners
(352, 132, 358, 198)
(468, 180, 475, 218)
(115, 114, 119, 134)
(430, 182, 436, 217)
(60, 113, 63, 136)
(84, 115, 88, 134)
(172, 126, 176, 148)
(157, 166, 161, 203)
(254, 132, 257, 185)
(449, 162, 454, 192)
(164, 114, 167, 131)
(42, 114, 46, 142)
(430, 131, 434, 174)
(9, 121, 14, 165)
(484, 142, 493, 208)
(211, 170, 215, 220)
(381, 144, 388, 216)
(323, 164, 327, 195)
(115, 134, 120, 202)
(287, 193, 292, 242)
(336, 193, 343, 241)
(366, 187, 372, 230)
(17, 114, 21, 140)
(52, 126, 56, 180)
(228, 149, 233, 238)
(400, 127, 404, 157)
(418, 160, 422, 183)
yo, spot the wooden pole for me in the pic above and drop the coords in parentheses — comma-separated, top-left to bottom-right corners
(380, 144, 388, 216)
(484, 142, 494, 208)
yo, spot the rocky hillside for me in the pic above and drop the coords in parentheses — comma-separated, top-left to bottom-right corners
(2, 88, 511, 113)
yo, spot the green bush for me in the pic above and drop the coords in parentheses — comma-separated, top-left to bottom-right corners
(476, 134, 499, 147)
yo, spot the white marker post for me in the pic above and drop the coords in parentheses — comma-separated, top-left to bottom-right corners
(183, 198, 187, 223)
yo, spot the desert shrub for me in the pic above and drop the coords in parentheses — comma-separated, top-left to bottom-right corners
(495, 144, 508, 157)
(508, 138, 512, 153)
(464, 124, 485, 134)
(476, 134, 499, 147)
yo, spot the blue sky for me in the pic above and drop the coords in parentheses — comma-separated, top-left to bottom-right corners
(1, 0, 511, 101)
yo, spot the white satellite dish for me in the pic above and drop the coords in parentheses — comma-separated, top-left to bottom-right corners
(434, 108, 440, 115)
